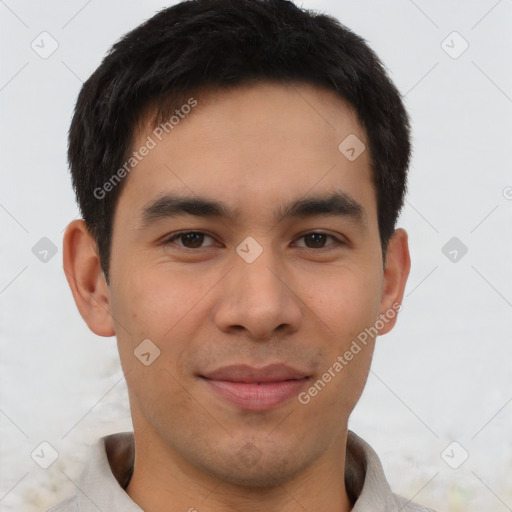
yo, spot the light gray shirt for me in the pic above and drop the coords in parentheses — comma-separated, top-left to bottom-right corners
(47, 430, 436, 511)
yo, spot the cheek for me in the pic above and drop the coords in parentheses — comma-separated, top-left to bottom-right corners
(296, 266, 382, 409)
(109, 264, 219, 394)
(109, 268, 203, 427)
(301, 264, 383, 339)
(111, 261, 214, 340)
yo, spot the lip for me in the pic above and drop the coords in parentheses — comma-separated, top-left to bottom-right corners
(200, 364, 310, 411)
(201, 363, 309, 383)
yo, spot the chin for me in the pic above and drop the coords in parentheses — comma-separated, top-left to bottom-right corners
(197, 443, 315, 490)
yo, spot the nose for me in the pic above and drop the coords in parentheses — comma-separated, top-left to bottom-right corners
(213, 247, 303, 340)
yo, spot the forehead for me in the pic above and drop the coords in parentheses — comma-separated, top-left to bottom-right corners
(117, 82, 375, 223)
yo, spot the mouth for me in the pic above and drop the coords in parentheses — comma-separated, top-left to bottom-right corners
(199, 364, 310, 411)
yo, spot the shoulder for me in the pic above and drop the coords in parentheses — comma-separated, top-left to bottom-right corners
(46, 495, 78, 512)
(346, 431, 438, 512)
(391, 492, 438, 512)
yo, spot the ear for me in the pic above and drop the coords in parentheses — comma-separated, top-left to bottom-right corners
(62, 219, 115, 337)
(377, 228, 411, 335)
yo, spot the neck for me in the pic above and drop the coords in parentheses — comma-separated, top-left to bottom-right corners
(125, 427, 353, 512)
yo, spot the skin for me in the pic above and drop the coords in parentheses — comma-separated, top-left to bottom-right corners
(63, 82, 410, 512)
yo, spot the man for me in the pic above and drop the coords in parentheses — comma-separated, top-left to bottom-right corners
(53, 0, 436, 510)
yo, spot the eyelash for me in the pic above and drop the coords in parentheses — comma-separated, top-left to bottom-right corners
(162, 231, 345, 250)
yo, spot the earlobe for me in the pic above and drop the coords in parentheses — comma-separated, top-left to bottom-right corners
(62, 219, 116, 337)
(377, 228, 411, 336)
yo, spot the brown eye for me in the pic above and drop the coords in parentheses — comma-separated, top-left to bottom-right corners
(294, 232, 340, 249)
(304, 233, 328, 248)
(179, 232, 204, 248)
(164, 231, 216, 249)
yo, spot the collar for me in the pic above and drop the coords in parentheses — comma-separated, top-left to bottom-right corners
(72, 430, 418, 511)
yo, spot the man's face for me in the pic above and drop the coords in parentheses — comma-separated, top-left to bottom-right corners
(107, 82, 396, 486)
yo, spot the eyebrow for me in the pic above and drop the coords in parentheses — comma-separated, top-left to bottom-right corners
(139, 191, 366, 228)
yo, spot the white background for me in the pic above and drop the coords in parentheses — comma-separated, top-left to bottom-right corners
(1, 1, 511, 511)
